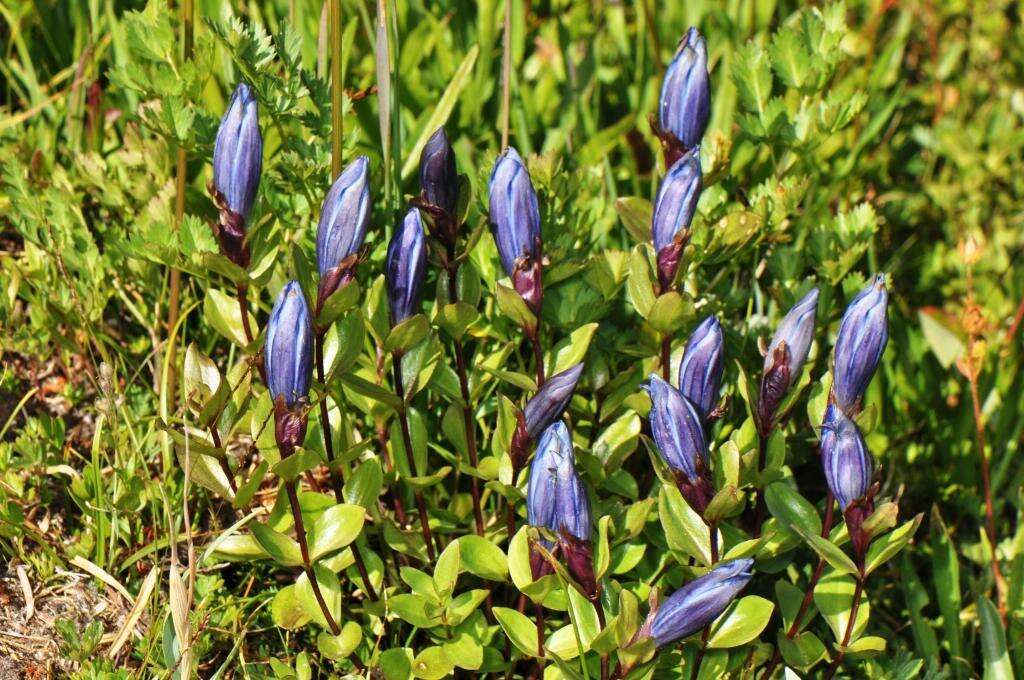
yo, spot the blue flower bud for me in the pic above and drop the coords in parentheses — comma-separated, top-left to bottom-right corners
(764, 288, 819, 387)
(678, 316, 724, 420)
(316, 155, 371, 278)
(658, 27, 711, 151)
(833, 274, 889, 413)
(385, 208, 427, 326)
(265, 280, 313, 408)
(488, 147, 541, 278)
(213, 83, 262, 219)
(523, 363, 584, 439)
(820, 404, 873, 511)
(527, 421, 590, 541)
(419, 127, 458, 217)
(649, 559, 753, 648)
(652, 149, 702, 289)
(643, 374, 707, 483)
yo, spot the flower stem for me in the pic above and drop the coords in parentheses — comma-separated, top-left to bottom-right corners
(284, 481, 341, 636)
(528, 325, 546, 387)
(751, 424, 771, 538)
(760, 491, 835, 679)
(660, 335, 671, 381)
(822, 565, 865, 680)
(314, 334, 377, 602)
(392, 353, 437, 561)
(446, 262, 485, 536)
(596, 599, 609, 680)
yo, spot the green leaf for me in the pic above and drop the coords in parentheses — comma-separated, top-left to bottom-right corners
(796, 529, 858, 576)
(251, 523, 303, 567)
(778, 631, 826, 670)
(204, 288, 257, 348)
(508, 526, 534, 591)
(814, 571, 870, 643)
(271, 584, 311, 630)
(979, 596, 1013, 680)
(495, 282, 536, 329)
(626, 245, 656, 319)
(344, 459, 383, 509)
(494, 607, 538, 657)
(442, 633, 484, 670)
(317, 279, 361, 327)
(459, 534, 508, 581)
(659, 484, 713, 566)
(385, 314, 430, 354)
(390, 593, 441, 628)
(435, 301, 479, 340)
(378, 648, 414, 680)
(918, 308, 966, 369)
(546, 322, 598, 375)
(707, 595, 774, 648)
(764, 482, 822, 537)
(646, 292, 695, 335)
(434, 540, 460, 598)
(411, 646, 455, 680)
(864, 514, 922, 575)
(733, 42, 773, 117)
(446, 589, 489, 627)
(614, 196, 653, 243)
(272, 450, 321, 483)
(317, 621, 363, 660)
(309, 504, 366, 561)
(295, 565, 341, 630)
(546, 625, 583, 660)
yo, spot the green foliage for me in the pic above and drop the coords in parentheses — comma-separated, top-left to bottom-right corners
(2, 0, 1024, 678)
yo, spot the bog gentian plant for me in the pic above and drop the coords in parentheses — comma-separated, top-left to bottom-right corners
(20, 3, 965, 678)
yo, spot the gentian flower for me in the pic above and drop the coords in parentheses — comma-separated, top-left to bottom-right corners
(658, 27, 711, 153)
(523, 363, 584, 439)
(833, 275, 889, 414)
(265, 280, 313, 408)
(652, 149, 702, 289)
(758, 288, 819, 430)
(678, 316, 724, 421)
(644, 374, 707, 483)
(488, 147, 542, 312)
(265, 281, 313, 455)
(419, 127, 458, 218)
(214, 83, 262, 220)
(385, 209, 427, 326)
(648, 559, 753, 648)
(819, 404, 872, 512)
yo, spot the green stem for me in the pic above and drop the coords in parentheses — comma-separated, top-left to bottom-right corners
(285, 481, 341, 636)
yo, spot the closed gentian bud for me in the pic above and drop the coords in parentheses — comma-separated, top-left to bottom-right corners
(833, 274, 889, 414)
(385, 208, 427, 327)
(678, 316, 724, 421)
(265, 281, 313, 456)
(524, 363, 585, 439)
(643, 374, 713, 512)
(820, 404, 872, 513)
(758, 288, 819, 431)
(658, 27, 711, 164)
(419, 127, 459, 219)
(489, 148, 543, 313)
(652, 149, 702, 290)
(315, 156, 370, 310)
(214, 83, 262, 220)
(212, 83, 262, 268)
(648, 559, 753, 648)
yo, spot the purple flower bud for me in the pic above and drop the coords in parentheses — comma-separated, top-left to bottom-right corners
(523, 363, 584, 439)
(820, 404, 873, 511)
(316, 155, 371, 278)
(265, 280, 313, 407)
(213, 83, 262, 219)
(419, 127, 458, 217)
(764, 288, 819, 387)
(652, 149, 702, 289)
(643, 374, 707, 483)
(678, 316, 724, 420)
(488, 147, 541, 278)
(649, 559, 753, 648)
(833, 274, 889, 413)
(659, 27, 711, 151)
(385, 208, 427, 326)
(527, 421, 590, 541)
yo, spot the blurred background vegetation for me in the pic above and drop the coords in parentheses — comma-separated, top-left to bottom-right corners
(1, 0, 1024, 676)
